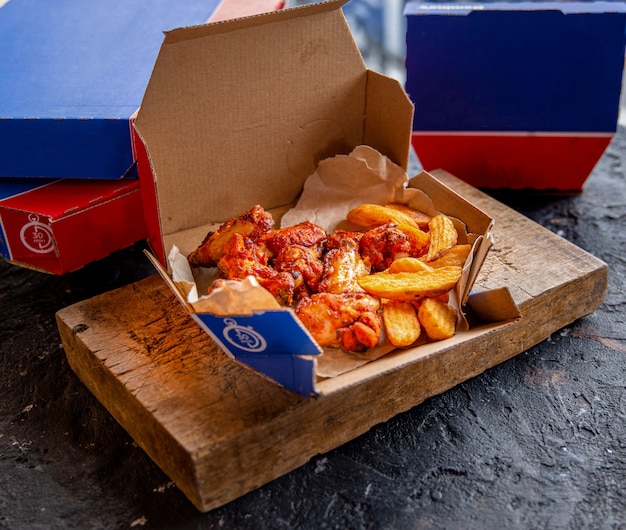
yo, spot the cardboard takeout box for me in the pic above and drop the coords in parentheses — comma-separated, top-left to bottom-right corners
(0, 0, 283, 180)
(0, 171, 146, 274)
(405, 1, 626, 191)
(134, 0, 520, 396)
(0, 0, 222, 180)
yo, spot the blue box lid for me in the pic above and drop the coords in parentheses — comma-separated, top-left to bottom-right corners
(404, 2, 626, 133)
(0, 0, 222, 179)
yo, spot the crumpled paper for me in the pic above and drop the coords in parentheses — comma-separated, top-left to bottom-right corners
(281, 145, 434, 232)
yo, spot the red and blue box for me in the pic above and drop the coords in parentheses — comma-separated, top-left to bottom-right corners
(0, 173, 146, 274)
(404, 2, 626, 191)
(0, 0, 284, 274)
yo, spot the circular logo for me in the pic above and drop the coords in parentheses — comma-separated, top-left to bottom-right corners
(20, 215, 55, 254)
(222, 318, 267, 353)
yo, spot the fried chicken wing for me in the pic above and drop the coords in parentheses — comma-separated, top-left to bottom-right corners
(337, 311, 382, 352)
(323, 230, 363, 251)
(188, 204, 274, 268)
(318, 237, 370, 294)
(257, 221, 327, 258)
(295, 292, 381, 350)
(274, 244, 324, 299)
(187, 199, 467, 356)
(217, 233, 295, 305)
(359, 222, 426, 272)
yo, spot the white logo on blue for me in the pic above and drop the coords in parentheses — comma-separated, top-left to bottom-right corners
(222, 318, 267, 353)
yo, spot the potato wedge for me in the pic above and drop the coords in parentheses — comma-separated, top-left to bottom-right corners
(388, 256, 434, 274)
(425, 214, 458, 262)
(357, 266, 462, 301)
(347, 203, 419, 230)
(382, 299, 421, 347)
(418, 297, 458, 341)
(423, 244, 472, 269)
(396, 224, 430, 256)
(385, 203, 431, 230)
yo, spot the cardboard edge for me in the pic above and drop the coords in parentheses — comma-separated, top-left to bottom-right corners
(134, 125, 166, 265)
(144, 250, 193, 313)
(408, 170, 496, 305)
(364, 70, 414, 171)
(161, 0, 349, 44)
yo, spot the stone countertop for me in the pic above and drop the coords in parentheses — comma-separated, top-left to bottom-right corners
(1, 130, 625, 529)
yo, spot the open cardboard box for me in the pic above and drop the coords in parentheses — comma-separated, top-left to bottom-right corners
(133, 0, 521, 396)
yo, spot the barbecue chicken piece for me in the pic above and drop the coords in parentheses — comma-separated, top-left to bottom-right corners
(188, 204, 275, 268)
(359, 223, 428, 272)
(274, 244, 324, 300)
(295, 292, 381, 351)
(217, 233, 295, 305)
(323, 230, 363, 251)
(337, 310, 382, 352)
(318, 237, 370, 294)
(257, 221, 327, 258)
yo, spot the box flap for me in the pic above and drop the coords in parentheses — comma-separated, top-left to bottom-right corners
(405, 2, 626, 16)
(0, 178, 140, 220)
(364, 71, 414, 172)
(135, 0, 411, 252)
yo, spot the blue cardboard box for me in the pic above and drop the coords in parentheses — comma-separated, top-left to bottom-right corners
(404, 2, 626, 190)
(0, 0, 223, 179)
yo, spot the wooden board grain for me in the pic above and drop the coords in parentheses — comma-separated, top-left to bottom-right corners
(56, 171, 608, 512)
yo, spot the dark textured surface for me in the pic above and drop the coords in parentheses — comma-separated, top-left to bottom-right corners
(1, 130, 625, 529)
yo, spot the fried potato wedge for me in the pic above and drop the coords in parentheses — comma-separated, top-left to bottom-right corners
(425, 214, 458, 262)
(423, 244, 472, 269)
(396, 224, 430, 255)
(385, 203, 432, 230)
(347, 203, 419, 230)
(357, 266, 462, 301)
(388, 256, 434, 274)
(382, 299, 421, 347)
(418, 297, 458, 341)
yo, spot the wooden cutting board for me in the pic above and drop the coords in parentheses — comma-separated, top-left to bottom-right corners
(56, 171, 608, 512)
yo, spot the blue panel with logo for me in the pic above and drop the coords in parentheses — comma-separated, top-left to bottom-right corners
(193, 310, 322, 396)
